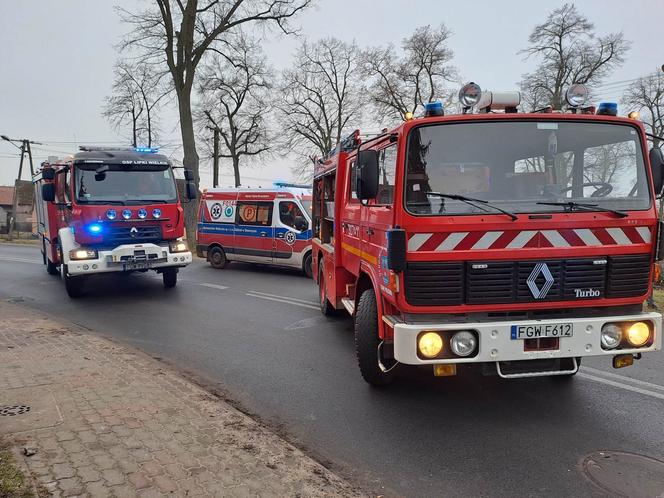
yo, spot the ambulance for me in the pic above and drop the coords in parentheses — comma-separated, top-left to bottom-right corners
(196, 184, 313, 277)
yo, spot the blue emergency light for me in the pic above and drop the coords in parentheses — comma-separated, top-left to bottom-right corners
(86, 223, 103, 235)
(424, 101, 444, 118)
(135, 146, 159, 153)
(597, 102, 618, 116)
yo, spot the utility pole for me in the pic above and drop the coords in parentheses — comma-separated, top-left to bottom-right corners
(203, 111, 220, 188)
(1, 135, 42, 240)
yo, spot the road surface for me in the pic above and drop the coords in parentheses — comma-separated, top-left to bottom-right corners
(2, 243, 663, 497)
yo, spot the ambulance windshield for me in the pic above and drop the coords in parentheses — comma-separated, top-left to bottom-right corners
(404, 121, 650, 216)
(75, 164, 178, 205)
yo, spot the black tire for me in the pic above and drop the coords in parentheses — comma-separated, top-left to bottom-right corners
(302, 252, 313, 279)
(163, 267, 178, 288)
(354, 288, 397, 387)
(62, 264, 85, 298)
(208, 246, 229, 269)
(318, 261, 336, 316)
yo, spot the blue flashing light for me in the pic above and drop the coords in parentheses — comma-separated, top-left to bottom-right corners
(87, 223, 103, 235)
(597, 102, 618, 116)
(152, 208, 162, 219)
(135, 146, 159, 153)
(106, 209, 117, 220)
(423, 101, 444, 118)
(122, 209, 132, 220)
(138, 208, 148, 219)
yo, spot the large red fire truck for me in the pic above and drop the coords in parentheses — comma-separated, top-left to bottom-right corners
(313, 83, 664, 386)
(33, 146, 197, 298)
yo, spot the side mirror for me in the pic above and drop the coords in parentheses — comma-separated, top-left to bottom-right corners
(186, 181, 198, 200)
(356, 149, 379, 200)
(650, 148, 664, 196)
(41, 183, 55, 202)
(184, 169, 194, 182)
(42, 168, 55, 181)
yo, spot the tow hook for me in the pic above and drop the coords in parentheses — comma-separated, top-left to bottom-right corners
(612, 353, 641, 369)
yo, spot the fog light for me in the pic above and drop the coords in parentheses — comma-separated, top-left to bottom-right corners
(418, 332, 443, 358)
(138, 208, 148, 219)
(92, 264, 98, 269)
(433, 364, 457, 377)
(626, 322, 650, 347)
(450, 331, 477, 357)
(601, 324, 622, 350)
(82, 264, 89, 270)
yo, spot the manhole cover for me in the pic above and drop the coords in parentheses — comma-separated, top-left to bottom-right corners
(582, 451, 664, 498)
(0, 405, 31, 416)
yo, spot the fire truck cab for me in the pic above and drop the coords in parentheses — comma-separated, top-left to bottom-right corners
(196, 185, 313, 277)
(313, 83, 664, 386)
(33, 147, 197, 298)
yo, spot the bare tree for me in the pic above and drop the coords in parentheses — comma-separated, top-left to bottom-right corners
(196, 34, 272, 187)
(103, 61, 169, 147)
(363, 24, 457, 122)
(117, 0, 311, 239)
(278, 37, 365, 179)
(519, 3, 629, 111)
(622, 70, 664, 147)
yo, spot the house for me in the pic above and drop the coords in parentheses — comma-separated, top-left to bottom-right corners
(0, 182, 34, 233)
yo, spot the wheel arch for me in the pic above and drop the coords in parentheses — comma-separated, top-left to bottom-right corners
(355, 263, 388, 339)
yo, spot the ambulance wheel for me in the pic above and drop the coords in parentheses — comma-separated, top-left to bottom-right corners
(318, 262, 336, 316)
(208, 246, 229, 269)
(62, 264, 85, 298)
(162, 268, 178, 288)
(355, 288, 397, 387)
(302, 252, 313, 279)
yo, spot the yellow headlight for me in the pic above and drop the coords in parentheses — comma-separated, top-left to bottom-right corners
(418, 332, 443, 358)
(626, 322, 650, 347)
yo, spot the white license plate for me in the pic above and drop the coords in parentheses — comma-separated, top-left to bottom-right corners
(123, 261, 150, 270)
(511, 323, 573, 339)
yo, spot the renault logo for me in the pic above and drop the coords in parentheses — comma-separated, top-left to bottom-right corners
(130, 227, 138, 238)
(527, 262, 554, 299)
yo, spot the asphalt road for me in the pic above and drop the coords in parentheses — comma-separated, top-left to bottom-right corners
(2, 243, 664, 497)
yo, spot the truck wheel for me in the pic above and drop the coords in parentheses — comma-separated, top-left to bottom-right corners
(163, 268, 178, 288)
(355, 288, 397, 387)
(318, 261, 336, 316)
(208, 246, 229, 269)
(62, 264, 85, 298)
(302, 252, 313, 279)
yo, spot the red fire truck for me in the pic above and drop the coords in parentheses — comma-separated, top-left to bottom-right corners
(313, 83, 664, 386)
(33, 146, 197, 298)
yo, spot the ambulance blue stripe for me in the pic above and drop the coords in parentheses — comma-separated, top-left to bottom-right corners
(197, 222, 311, 240)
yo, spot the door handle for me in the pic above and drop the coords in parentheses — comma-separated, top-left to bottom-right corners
(261, 232, 267, 237)
(366, 228, 374, 235)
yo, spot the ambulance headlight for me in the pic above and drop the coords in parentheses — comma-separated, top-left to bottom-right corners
(565, 84, 589, 107)
(169, 240, 188, 253)
(137, 208, 148, 219)
(69, 248, 98, 260)
(450, 331, 478, 357)
(459, 82, 482, 108)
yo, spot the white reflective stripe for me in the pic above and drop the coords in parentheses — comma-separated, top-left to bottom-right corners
(606, 227, 631, 245)
(408, 233, 431, 251)
(574, 228, 601, 246)
(436, 232, 468, 251)
(506, 230, 537, 249)
(636, 226, 652, 243)
(471, 231, 503, 250)
(541, 230, 570, 248)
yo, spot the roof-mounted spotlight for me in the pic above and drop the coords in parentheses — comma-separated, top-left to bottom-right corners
(459, 82, 482, 114)
(565, 83, 589, 109)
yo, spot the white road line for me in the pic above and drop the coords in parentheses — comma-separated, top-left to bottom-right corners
(199, 282, 229, 290)
(0, 256, 40, 265)
(581, 366, 664, 393)
(245, 293, 319, 310)
(247, 290, 318, 306)
(578, 372, 664, 401)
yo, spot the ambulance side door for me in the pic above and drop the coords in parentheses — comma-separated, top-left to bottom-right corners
(234, 200, 274, 264)
(274, 199, 309, 267)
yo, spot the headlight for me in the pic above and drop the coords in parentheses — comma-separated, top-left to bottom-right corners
(626, 322, 650, 347)
(418, 332, 443, 359)
(152, 208, 162, 219)
(450, 331, 477, 357)
(138, 208, 148, 219)
(69, 248, 98, 260)
(601, 323, 622, 350)
(169, 240, 188, 253)
(122, 209, 132, 220)
(106, 209, 117, 220)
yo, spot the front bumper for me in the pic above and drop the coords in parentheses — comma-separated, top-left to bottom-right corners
(66, 243, 192, 275)
(392, 312, 662, 365)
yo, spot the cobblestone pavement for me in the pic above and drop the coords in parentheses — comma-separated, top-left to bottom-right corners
(0, 302, 363, 497)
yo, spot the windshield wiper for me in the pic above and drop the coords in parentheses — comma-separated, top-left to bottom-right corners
(78, 199, 126, 205)
(126, 199, 169, 204)
(536, 201, 628, 218)
(423, 192, 518, 221)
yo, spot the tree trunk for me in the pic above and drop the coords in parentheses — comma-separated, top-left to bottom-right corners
(177, 82, 200, 243)
(232, 156, 240, 187)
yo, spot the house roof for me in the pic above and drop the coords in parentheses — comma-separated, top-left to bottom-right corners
(0, 186, 14, 206)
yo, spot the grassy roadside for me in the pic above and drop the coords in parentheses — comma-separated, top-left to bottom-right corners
(0, 442, 33, 498)
(649, 288, 664, 310)
(0, 234, 38, 245)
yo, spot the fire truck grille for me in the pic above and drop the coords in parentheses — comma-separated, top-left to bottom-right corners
(405, 254, 651, 306)
(106, 224, 162, 245)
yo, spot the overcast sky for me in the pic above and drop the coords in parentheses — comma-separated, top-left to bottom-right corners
(0, 0, 659, 188)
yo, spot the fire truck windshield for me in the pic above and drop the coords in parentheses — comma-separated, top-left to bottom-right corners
(405, 121, 650, 216)
(75, 165, 178, 205)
